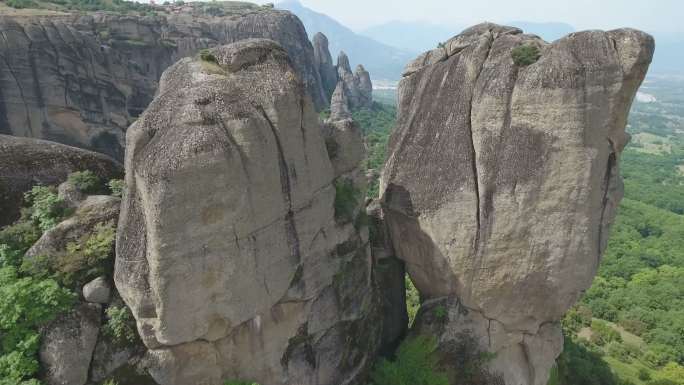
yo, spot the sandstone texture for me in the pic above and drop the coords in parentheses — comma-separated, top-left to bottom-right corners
(0, 2, 328, 160)
(115, 39, 378, 385)
(381, 23, 654, 385)
(0, 134, 122, 226)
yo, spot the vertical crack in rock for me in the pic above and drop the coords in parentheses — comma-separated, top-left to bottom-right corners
(0, 31, 34, 136)
(466, 30, 495, 254)
(597, 139, 617, 268)
(257, 105, 303, 266)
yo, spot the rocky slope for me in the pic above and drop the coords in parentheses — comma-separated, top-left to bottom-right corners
(0, 2, 328, 160)
(381, 23, 654, 385)
(115, 39, 379, 385)
(0, 134, 122, 226)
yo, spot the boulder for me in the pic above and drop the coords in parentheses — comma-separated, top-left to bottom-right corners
(83, 276, 111, 304)
(39, 303, 102, 385)
(0, 135, 122, 227)
(381, 23, 654, 385)
(115, 39, 379, 385)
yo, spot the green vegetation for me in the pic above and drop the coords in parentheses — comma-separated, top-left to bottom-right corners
(511, 44, 541, 66)
(370, 336, 449, 385)
(24, 186, 66, 232)
(334, 178, 361, 222)
(199, 49, 218, 64)
(405, 275, 420, 326)
(554, 77, 684, 385)
(5, 0, 155, 13)
(68, 170, 102, 194)
(103, 306, 138, 346)
(351, 102, 397, 199)
(108, 179, 125, 198)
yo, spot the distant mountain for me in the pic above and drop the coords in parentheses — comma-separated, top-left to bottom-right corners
(361, 21, 457, 54)
(506, 21, 575, 42)
(276, 0, 414, 80)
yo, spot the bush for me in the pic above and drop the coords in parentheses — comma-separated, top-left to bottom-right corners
(511, 44, 541, 66)
(67, 171, 102, 194)
(103, 306, 137, 345)
(53, 221, 116, 286)
(370, 336, 449, 385)
(334, 179, 361, 222)
(639, 368, 652, 381)
(108, 179, 125, 198)
(0, 220, 41, 269)
(590, 320, 622, 346)
(5, 0, 36, 9)
(0, 267, 75, 384)
(199, 49, 217, 63)
(24, 186, 65, 232)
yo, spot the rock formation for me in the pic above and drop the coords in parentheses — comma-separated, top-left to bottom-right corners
(312, 32, 338, 100)
(0, 2, 328, 160)
(329, 81, 352, 121)
(0, 134, 122, 227)
(381, 23, 654, 385)
(115, 39, 379, 385)
(335, 51, 373, 110)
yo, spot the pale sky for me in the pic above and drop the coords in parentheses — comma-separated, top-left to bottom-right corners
(257, 0, 683, 36)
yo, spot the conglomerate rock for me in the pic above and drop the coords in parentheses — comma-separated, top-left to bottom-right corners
(312, 32, 338, 100)
(0, 2, 328, 160)
(381, 23, 654, 385)
(115, 39, 379, 385)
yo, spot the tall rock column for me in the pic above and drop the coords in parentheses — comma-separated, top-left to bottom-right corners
(313, 32, 338, 101)
(115, 39, 379, 385)
(381, 23, 653, 385)
(336, 51, 373, 110)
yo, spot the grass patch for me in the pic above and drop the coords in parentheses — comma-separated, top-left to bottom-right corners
(511, 44, 541, 66)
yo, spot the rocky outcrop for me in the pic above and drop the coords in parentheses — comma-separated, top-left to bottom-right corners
(40, 303, 102, 385)
(313, 32, 337, 100)
(0, 2, 328, 160)
(381, 23, 654, 385)
(115, 39, 379, 385)
(335, 51, 373, 110)
(0, 134, 122, 227)
(24, 195, 120, 262)
(329, 81, 352, 121)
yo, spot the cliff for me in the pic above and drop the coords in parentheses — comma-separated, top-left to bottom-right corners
(0, 2, 328, 160)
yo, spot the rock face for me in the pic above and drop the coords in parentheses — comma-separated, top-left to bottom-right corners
(0, 2, 328, 160)
(312, 32, 338, 100)
(381, 23, 654, 385)
(329, 82, 352, 121)
(0, 134, 122, 227)
(115, 39, 379, 385)
(39, 303, 102, 385)
(335, 51, 373, 110)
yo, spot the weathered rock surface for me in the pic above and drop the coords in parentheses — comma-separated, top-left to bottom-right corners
(312, 32, 337, 100)
(329, 81, 352, 121)
(0, 2, 328, 160)
(83, 276, 111, 304)
(115, 39, 379, 385)
(381, 23, 654, 385)
(335, 51, 373, 110)
(40, 303, 102, 385)
(0, 134, 122, 226)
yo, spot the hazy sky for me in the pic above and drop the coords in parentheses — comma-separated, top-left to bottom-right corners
(257, 0, 682, 36)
